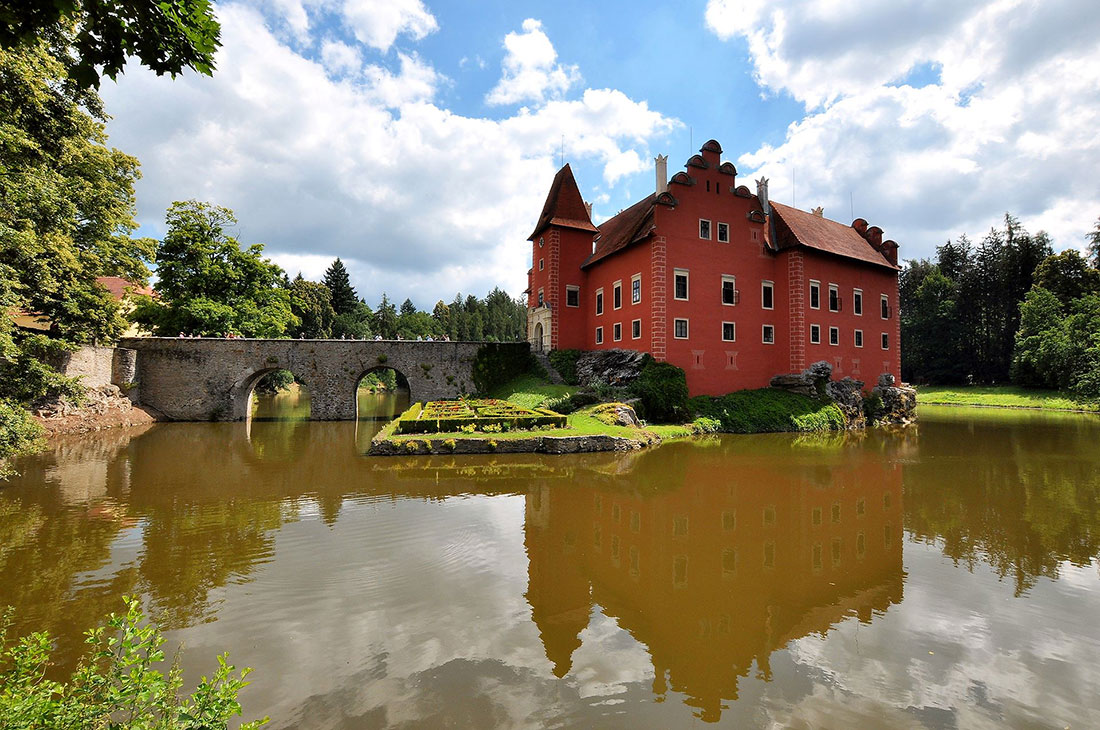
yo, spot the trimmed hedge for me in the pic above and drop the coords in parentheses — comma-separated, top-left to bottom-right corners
(547, 349, 583, 385)
(630, 360, 689, 423)
(395, 399, 566, 434)
(689, 388, 846, 433)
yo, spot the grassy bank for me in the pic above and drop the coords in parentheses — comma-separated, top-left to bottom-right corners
(690, 388, 847, 434)
(916, 385, 1099, 412)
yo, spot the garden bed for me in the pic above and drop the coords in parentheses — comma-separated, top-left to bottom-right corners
(394, 399, 567, 434)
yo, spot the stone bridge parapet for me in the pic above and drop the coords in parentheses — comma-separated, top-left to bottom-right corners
(119, 338, 520, 421)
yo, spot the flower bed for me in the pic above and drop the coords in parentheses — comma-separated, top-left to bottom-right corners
(395, 399, 567, 434)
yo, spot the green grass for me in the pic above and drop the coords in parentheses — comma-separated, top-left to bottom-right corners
(916, 385, 1098, 412)
(689, 388, 847, 434)
(487, 374, 577, 410)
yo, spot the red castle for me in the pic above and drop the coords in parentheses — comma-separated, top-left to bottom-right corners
(525, 139, 901, 395)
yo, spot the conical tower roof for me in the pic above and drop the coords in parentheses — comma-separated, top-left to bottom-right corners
(528, 164, 598, 240)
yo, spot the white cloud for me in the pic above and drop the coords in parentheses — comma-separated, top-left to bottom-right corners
(100, 8, 678, 305)
(706, 0, 1100, 259)
(341, 0, 438, 52)
(487, 18, 581, 106)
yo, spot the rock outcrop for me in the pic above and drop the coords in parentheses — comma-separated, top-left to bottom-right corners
(869, 373, 918, 425)
(770, 361, 916, 428)
(574, 349, 649, 387)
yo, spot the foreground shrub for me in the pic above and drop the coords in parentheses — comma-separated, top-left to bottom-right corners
(0, 597, 266, 729)
(0, 400, 44, 480)
(690, 388, 845, 433)
(547, 349, 583, 385)
(472, 344, 542, 394)
(630, 361, 689, 423)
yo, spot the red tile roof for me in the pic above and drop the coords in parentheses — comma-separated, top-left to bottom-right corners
(528, 164, 599, 240)
(96, 276, 155, 299)
(582, 194, 656, 268)
(770, 203, 897, 269)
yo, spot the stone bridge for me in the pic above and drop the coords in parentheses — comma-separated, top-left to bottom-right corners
(119, 338, 523, 421)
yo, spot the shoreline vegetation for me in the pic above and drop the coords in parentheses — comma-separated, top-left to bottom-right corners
(916, 385, 1099, 413)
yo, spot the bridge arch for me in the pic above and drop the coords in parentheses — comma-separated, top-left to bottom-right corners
(355, 366, 411, 422)
(230, 367, 312, 421)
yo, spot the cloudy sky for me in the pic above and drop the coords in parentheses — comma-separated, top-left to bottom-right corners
(100, 0, 1100, 308)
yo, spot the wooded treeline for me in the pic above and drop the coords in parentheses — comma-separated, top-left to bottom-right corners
(900, 214, 1100, 399)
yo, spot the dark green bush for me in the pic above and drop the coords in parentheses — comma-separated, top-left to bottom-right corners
(0, 399, 44, 480)
(472, 344, 541, 394)
(690, 388, 845, 433)
(630, 361, 688, 423)
(547, 349, 583, 385)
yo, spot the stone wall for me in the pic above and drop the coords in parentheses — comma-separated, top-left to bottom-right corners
(120, 338, 521, 421)
(47, 345, 135, 389)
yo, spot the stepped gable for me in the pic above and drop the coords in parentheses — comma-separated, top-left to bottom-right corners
(582, 193, 656, 268)
(770, 202, 898, 269)
(528, 163, 599, 240)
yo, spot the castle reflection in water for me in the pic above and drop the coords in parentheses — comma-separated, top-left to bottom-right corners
(523, 437, 904, 722)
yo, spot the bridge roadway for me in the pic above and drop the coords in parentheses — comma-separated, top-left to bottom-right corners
(119, 337, 525, 421)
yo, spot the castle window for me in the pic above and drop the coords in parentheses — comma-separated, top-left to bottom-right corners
(881, 294, 890, 319)
(854, 289, 863, 315)
(566, 286, 579, 308)
(854, 329, 864, 348)
(613, 322, 622, 341)
(722, 275, 737, 305)
(631, 274, 641, 304)
(673, 269, 689, 300)
(537, 288, 544, 307)
(632, 319, 641, 339)
(762, 324, 775, 344)
(829, 284, 840, 311)
(595, 288, 604, 315)
(881, 332, 889, 350)
(674, 318, 689, 339)
(717, 222, 729, 243)
(595, 326, 603, 344)
(810, 280, 821, 309)
(613, 280, 622, 309)
(722, 322, 736, 342)
(761, 280, 774, 310)
(829, 326, 839, 346)
(699, 219, 711, 240)
(538, 237, 544, 248)
(752, 229, 759, 241)
(810, 324, 821, 344)
(539, 258, 544, 271)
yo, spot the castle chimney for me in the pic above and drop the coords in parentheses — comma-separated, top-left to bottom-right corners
(584, 201, 592, 218)
(812, 206, 824, 218)
(655, 154, 668, 194)
(756, 177, 770, 215)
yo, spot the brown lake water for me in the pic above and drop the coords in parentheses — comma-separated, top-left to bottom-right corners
(2, 401, 1100, 728)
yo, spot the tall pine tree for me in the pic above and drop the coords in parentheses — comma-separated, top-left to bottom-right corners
(323, 258, 358, 315)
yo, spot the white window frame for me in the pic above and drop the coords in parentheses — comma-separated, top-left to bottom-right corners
(762, 324, 775, 344)
(595, 326, 604, 345)
(809, 280, 821, 310)
(721, 275, 737, 306)
(881, 332, 889, 350)
(565, 285, 579, 308)
(854, 329, 864, 348)
(613, 322, 622, 341)
(721, 321, 736, 342)
(673, 318, 689, 339)
(761, 280, 774, 310)
(539, 258, 544, 271)
(613, 280, 623, 310)
(631, 319, 641, 340)
(537, 288, 544, 307)
(595, 288, 604, 316)
(828, 284, 840, 312)
(698, 219, 711, 240)
(853, 289, 863, 316)
(717, 222, 729, 243)
(829, 326, 839, 346)
(810, 324, 821, 344)
(674, 269, 690, 301)
(631, 273, 642, 305)
(880, 294, 890, 320)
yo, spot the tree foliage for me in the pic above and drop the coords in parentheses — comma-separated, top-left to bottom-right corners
(135, 201, 294, 337)
(322, 258, 358, 316)
(0, 597, 266, 729)
(0, 0, 221, 89)
(287, 274, 335, 339)
(1033, 249, 1100, 306)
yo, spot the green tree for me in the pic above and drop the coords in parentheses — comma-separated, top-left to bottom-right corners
(0, 0, 221, 89)
(1011, 287, 1070, 389)
(287, 274, 335, 338)
(374, 294, 398, 339)
(332, 301, 373, 339)
(431, 300, 450, 335)
(322, 258, 358, 316)
(1033, 250, 1100, 306)
(1087, 216, 1100, 268)
(136, 201, 294, 337)
(399, 298, 417, 317)
(905, 268, 968, 384)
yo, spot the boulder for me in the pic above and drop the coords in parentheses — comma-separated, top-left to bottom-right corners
(825, 377, 866, 429)
(574, 349, 649, 388)
(869, 373, 916, 425)
(770, 360, 833, 398)
(878, 373, 896, 387)
(591, 402, 642, 428)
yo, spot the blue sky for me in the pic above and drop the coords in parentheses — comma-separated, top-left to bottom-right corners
(100, 0, 1100, 308)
